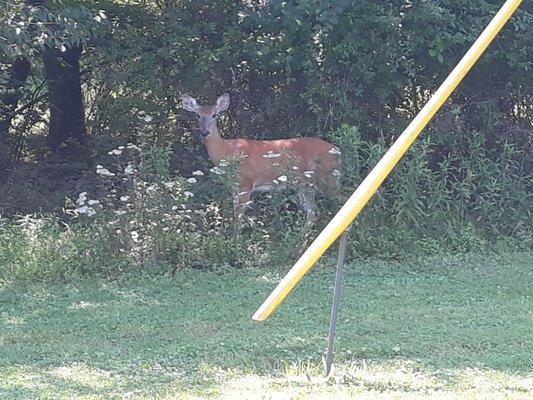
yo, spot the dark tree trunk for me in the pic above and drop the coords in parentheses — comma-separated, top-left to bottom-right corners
(0, 148, 12, 186)
(42, 44, 90, 164)
(0, 57, 30, 185)
(0, 57, 30, 138)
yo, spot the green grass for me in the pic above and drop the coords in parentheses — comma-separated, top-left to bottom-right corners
(1, 252, 532, 399)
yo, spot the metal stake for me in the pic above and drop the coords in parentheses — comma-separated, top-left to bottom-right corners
(324, 228, 349, 376)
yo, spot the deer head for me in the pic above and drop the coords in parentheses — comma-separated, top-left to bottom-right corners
(181, 93, 230, 141)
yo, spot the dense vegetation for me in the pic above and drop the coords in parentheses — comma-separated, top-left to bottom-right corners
(0, 0, 531, 279)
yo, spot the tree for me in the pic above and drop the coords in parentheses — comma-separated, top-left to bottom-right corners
(0, 58, 31, 183)
(43, 44, 89, 160)
(0, 0, 106, 166)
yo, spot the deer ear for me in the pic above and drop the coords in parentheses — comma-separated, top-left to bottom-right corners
(216, 93, 230, 112)
(181, 95, 198, 112)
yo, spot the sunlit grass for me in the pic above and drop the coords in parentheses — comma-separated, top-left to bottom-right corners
(1, 252, 531, 399)
(1, 360, 531, 399)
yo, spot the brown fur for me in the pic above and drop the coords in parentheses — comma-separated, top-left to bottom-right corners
(182, 94, 341, 226)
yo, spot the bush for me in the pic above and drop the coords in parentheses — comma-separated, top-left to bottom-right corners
(327, 125, 532, 258)
(1, 135, 529, 282)
(0, 214, 130, 281)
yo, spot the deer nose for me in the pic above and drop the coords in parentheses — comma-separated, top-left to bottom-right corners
(196, 129, 209, 140)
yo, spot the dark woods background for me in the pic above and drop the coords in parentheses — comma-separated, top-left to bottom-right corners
(0, 0, 531, 277)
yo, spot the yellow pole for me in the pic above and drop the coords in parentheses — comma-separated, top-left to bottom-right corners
(253, 0, 522, 322)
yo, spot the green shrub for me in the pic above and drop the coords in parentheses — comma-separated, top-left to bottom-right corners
(0, 214, 131, 281)
(326, 124, 531, 259)
(1, 1, 531, 280)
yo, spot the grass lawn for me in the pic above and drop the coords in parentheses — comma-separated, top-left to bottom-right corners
(1, 252, 532, 399)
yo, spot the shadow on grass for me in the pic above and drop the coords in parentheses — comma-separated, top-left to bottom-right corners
(0, 366, 121, 399)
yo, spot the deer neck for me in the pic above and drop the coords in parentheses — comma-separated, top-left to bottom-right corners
(204, 128, 230, 165)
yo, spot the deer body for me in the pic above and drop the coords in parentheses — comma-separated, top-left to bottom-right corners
(182, 94, 341, 228)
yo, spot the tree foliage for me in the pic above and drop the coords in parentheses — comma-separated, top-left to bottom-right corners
(0, 0, 531, 254)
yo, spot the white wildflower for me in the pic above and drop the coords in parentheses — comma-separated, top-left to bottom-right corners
(272, 179, 279, 184)
(74, 206, 96, 217)
(139, 114, 153, 123)
(124, 165, 134, 175)
(74, 206, 88, 214)
(332, 169, 341, 177)
(115, 210, 127, 215)
(94, 10, 107, 23)
(163, 181, 175, 189)
(76, 192, 87, 205)
(277, 175, 287, 182)
(219, 159, 229, 167)
(96, 165, 115, 177)
(126, 143, 140, 151)
(120, 195, 130, 202)
(292, 166, 299, 170)
(146, 184, 157, 192)
(87, 199, 100, 206)
(329, 147, 342, 155)
(304, 170, 314, 178)
(118, 146, 124, 150)
(130, 231, 139, 240)
(107, 149, 122, 155)
(210, 167, 224, 175)
(186, 177, 197, 184)
(162, 227, 169, 232)
(192, 170, 204, 176)
(171, 205, 178, 211)
(262, 151, 281, 158)
(184, 191, 194, 198)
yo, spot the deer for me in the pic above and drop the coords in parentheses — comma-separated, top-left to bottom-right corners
(181, 93, 342, 233)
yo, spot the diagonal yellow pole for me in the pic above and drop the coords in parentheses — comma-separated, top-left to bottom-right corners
(253, 0, 522, 321)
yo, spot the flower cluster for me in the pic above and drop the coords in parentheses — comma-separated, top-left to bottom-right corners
(67, 143, 206, 266)
(137, 111, 153, 123)
(73, 192, 100, 217)
(96, 165, 115, 177)
(262, 151, 281, 159)
(210, 167, 224, 175)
